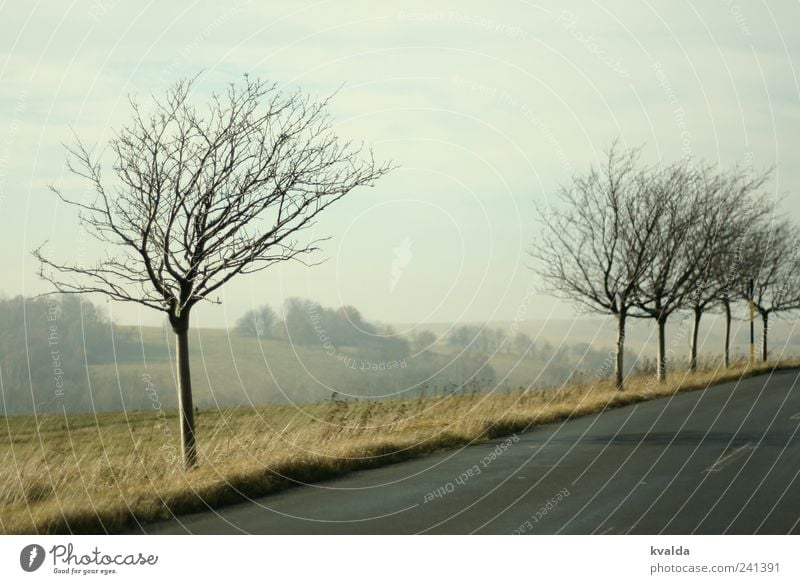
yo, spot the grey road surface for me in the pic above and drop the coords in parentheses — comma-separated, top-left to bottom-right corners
(140, 369, 800, 534)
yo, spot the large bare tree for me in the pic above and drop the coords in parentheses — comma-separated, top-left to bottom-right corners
(630, 161, 726, 382)
(34, 75, 392, 468)
(531, 141, 661, 390)
(716, 227, 755, 369)
(684, 166, 770, 371)
(739, 218, 800, 362)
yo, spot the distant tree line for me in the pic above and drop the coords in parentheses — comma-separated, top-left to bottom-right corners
(236, 298, 409, 360)
(237, 299, 498, 394)
(0, 295, 141, 414)
(446, 325, 508, 353)
(532, 140, 800, 389)
(445, 324, 561, 359)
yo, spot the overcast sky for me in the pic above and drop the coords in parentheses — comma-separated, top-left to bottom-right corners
(1, 1, 798, 329)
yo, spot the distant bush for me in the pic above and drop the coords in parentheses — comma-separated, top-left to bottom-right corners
(235, 305, 276, 338)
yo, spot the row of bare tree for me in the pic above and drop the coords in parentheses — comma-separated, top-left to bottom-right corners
(531, 140, 800, 390)
(32, 71, 796, 470)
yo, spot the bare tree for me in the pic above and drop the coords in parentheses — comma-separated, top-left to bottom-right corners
(684, 166, 771, 371)
(717, 228, 752, 368)
(530, 141, 661, 390)
(631, 161, 726, 382)
(34, 75, 392, 468)
(739, 219, 800, 362)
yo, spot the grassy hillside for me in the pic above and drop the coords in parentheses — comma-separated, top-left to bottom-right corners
(15, 322, 629, 415)
(7, 291, 794, 416)
(86, 325, 498, 409)
(1, 358, 795, 534)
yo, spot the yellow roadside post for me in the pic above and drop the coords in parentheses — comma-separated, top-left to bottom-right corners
(748, 278, 755, 367)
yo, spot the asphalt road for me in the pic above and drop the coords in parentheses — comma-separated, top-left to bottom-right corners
(140, 369, 800, 534)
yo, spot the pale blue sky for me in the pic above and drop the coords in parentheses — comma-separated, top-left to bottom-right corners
(1, 0, 798, 329)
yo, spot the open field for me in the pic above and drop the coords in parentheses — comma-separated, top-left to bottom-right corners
(1, 358, 796, 534)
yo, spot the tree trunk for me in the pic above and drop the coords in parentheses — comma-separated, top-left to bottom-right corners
(614, 309, 627, 390)
(689, 306, 702, 372)
(171, 312, 197, 469)
(761, 311, 769, 363)
(657, 316, 667, 383)
(723, 299, 731, 368)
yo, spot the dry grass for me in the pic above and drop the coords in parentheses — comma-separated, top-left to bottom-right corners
(0, 359, 796, 534)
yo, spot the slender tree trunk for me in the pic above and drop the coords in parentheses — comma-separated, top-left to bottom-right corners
(723, 299, 731, 368)
(761, 311, 769, 363)
(615, 309, 627, 390)
(657, 316, 667, 383)
(171, 312, 197, 469)
(689, 305, 702, 372)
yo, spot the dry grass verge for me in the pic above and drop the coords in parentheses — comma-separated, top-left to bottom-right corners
(1, 359, 796, 534)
